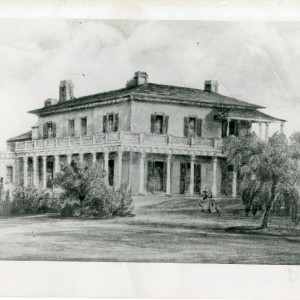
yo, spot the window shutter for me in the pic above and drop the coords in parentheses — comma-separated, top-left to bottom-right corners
(103, 115, 107, 133)
(43, 123, 48, 139)
(52, 122, 56, 138)
(151, 114, 156, 133)
(196, 118, 202, 137)
(234, 121, 239, 136)
(184, 117, 189, 137)
(163, 115, 169, 134)
(114, 113, 119, 131)
(221, 121, 227, 138)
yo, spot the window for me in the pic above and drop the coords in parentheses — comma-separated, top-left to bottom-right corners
(81, 117, 87, 136)
(6, 166, 13, 183)
(43, 122, 56, 139)
(103, 113, 119, 133)
(221, 120, 238, 138)
(68, 119, 75, 137)
(184, 117, 202, 137)
(150, 114, 169, 134)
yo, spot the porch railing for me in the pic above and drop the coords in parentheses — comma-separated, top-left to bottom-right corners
(15, 131, 223, 151)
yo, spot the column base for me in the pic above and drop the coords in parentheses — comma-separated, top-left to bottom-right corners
(138, 193, 145, 196)
(165, 193, 172, 197)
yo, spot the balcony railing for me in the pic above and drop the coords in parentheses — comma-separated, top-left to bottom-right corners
(15, 131, 223, 151)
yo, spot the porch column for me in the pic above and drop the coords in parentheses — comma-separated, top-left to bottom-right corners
(42, 155, 47, 189)
(92, 151, 97, 164)
(232, 169, 237, 198)
(249, 121, 253, 134)
(79, 153, 84, 163)
(117, 150, 123, 190)
(226, 119, 230, 136)
(212, 157, 218, 197)
(104, 150, 109, 185)
(54, 155, 60, 173)
(166, 154, 172, 196)
(139, 152, 146, 195)
(128, 151, 133, 192)
(259, 122, 263, 139)
(265, 123, 269, 140)
(23, 156, 28, 187)
(189, 155, 195, 195)
(280, 121, 285, 133)
(67, 154, 72, 165)
(32, 155, 37, 187)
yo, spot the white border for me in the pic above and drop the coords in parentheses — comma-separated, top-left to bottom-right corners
(0, 0, 300, 298)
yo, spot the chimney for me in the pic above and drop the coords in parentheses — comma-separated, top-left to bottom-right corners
(44, 98, 58, 107)
(204, 80, 218, 93)
(126, 71, 148, 88)
(59, 80, 74, 101)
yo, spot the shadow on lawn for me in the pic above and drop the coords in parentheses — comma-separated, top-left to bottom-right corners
(225, 226, 285, 237)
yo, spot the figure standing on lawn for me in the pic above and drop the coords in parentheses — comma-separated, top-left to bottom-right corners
(199, 186, 221, 215)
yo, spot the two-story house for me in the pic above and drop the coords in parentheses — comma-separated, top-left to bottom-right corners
(1, 71, 285, 198)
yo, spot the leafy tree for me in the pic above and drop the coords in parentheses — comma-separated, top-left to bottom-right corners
(53, 161, 106, 216)
(223, 132, 300, 229)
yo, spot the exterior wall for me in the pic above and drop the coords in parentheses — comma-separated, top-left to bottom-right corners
(131, 101, 222, 138)
(37, 101, 131, 138)
(0, 152, 16, 199)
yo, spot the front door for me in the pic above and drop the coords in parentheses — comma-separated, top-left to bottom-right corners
(221, 163, 233, 195)
(179, 162, 201, 194)
(147, 161, 166, 193)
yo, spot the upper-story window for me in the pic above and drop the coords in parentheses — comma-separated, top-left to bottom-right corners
(103, 113, 119, 133)
(184, 116, 202, 137)
(81, 117, 87, 136)
(68, 119, 75, 137)
(43, 122, 56, 139)
(221, 120, 238, 138)
(6, 166, 13, 183)
(151, 113, 169, 135)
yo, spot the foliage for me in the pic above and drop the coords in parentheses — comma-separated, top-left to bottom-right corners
(223, 132, 300, 228)
(84, 184, 134, 217)
(0, 201, 12, 216)
(54, 162, 134, 218)
(60, 203, 81, 217)
(54, 161, 106, 215)
(10, 186, 59, 215)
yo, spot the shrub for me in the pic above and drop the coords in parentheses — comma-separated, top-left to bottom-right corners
(60, 202, 81, 217)
(0, 201, 12, 216)
(10, 186, 58, 215)
(82, 185, 134, 218)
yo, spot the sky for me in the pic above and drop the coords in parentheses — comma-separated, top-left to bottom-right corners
(1, 19, 300, 150)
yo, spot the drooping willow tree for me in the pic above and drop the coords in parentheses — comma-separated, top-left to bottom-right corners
(223, 132, 300, 229)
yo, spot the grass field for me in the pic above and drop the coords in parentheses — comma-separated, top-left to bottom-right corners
(0, 195, 299, 264)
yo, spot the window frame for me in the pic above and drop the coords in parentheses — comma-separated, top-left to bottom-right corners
(6, 166, 13, 184)
(80, 117, 87, 136)
(68, 119, 75, 137)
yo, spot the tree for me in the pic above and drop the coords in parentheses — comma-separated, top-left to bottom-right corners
(223, 132, 300, 229)
(53, 161, 106, 216)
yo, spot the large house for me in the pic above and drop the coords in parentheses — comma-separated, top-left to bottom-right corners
(0, 71, 285, 198)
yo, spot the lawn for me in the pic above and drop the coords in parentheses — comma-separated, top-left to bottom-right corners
(0, 195, 299, 264)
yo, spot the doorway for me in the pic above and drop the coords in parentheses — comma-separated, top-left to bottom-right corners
(147, 161, 166, 193)
(108, 159, 114, 187)
(221, 163, 233, 195)
(179, 162, 201, 194)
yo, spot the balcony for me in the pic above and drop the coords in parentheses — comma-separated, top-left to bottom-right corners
(15, 131, 223, 152)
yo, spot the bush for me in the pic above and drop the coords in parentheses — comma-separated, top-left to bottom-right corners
(60, 202, 81, 217)
(10, 186, 58, 215)
(0, 201, 12, 216)
(82, 185, 134, 218)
